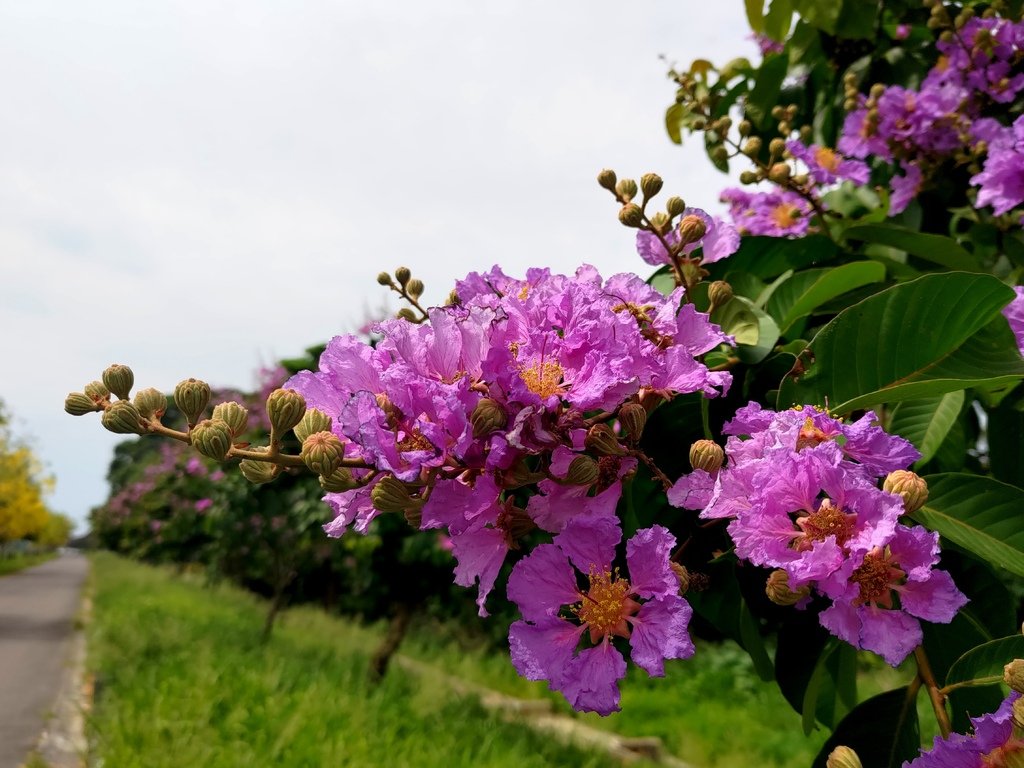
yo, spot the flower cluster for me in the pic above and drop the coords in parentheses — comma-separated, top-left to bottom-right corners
(668, 403, 967, 665)
(719, 188, 816, 238)
(904, 692, 1022, 767)
(287, 265, 733, 711)
(634, 207, 740, 267)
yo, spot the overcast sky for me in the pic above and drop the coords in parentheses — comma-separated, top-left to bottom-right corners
(0, 1, 754, 532)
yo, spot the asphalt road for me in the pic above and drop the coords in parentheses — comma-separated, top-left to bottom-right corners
(0, 553, 88, 768)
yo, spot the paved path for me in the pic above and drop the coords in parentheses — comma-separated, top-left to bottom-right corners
(0, 553, 88, 768)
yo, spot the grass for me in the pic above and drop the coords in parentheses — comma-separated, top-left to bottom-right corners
(0, 550, 56, 576)
(87, 553, 632, 768)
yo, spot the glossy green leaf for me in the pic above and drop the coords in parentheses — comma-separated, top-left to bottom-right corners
(665, 103, 686, 145)
(715, 296, 781, 364)
(777, 273, 1024, 414)
(844, 223, 980, 272)
(911, 474, 1024, 577)
(764, 0, 794, 40)
(765, 261, 886, 334)
(888, 391, 966, 467)
(812, 688, 920, 768)
(792, 0, 842, 34)
(988, 396, 1024, 489)
(946, 635, 1024, 689)
(745, 53, 789, 127)
(745, 0, 765, 32)
(709, 234, 837, 281)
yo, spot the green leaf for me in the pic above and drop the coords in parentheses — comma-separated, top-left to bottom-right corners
(738, 599, 774, 682)
(888, 391, 966, 467)
(812, 688, 920, 768)
(792, 0, 842, 34)
(777, 273, 1024, 414)
(765, 261, 886, 334)
(746, 53, 789, 127)
(946, 635, 1024, 689)
(912, 474, 1024, 577)
(764, 0, 794, 40)
(714, 296, 781, 364)
(709, 234, 837, 281)
(745, 0, 765, 32)
(844, 223, 980, 272)
(988, 395, 1024, 489)
(665, 103, 686, 145)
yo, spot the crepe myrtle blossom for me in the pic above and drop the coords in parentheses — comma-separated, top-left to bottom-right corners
(785, 140, 870, 186)
(904, 692, 1023, 768)
(719, 188, 815, 237)
(508, 518, 693, 715)
(1003, 286, 1024, 357)
(972, 116, 1024, 218)
(634, 207, 740, 267)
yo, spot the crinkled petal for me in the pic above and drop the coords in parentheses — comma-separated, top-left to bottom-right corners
(507, 544, 580, 622)
(625, 525, 679, 599)
(628, 596, 694, 677)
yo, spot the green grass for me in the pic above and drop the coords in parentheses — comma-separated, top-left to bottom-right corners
(87, 553, 629, 768)
(0, 550, 56, 576)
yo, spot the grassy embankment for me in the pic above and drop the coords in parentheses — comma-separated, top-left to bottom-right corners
(0, 550, 57, 576)
(91, 553, 927, 768)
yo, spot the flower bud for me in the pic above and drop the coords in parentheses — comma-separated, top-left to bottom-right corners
(618, 403, 647, 442)
(597, 168, 617, 191)
(615, 178, 638, 202)
(190, 418, 234, 461)
(1013, 698, 1024, 733)
(101, 401, 145, 435)
(377, 271, 394, 286)
(618, 203, 643, 228)
(640, 172, 663, 199)
(771, 105, 787, 120)
(708, 281, 734, 310)
(766, 569, 810, 606)
(883, 470, 928, 514)
(64, 392, 99, 416)
(670, 562, 691, 595)
(471, 398, 507, 439)
(665, 196, 686, 217)
(499, 457, 545, 489)
(101, 364, 134, 400)
(585, 424, 627, 457)
(133, 387, 167, 420)
(565, 455, 599, 486)
(397, 308, 419, 322)
(739, 170, 760, 185)
(738, 120, 752, 136)
(769, 137, 786, 155)
(174, 378, 211, 426)
(742, 137, 762, 156)
(371, 475, 422, 514)
(649, 211, 670, 234)
(320, 467, 356, 493)
(301, 431, 346, 477)
(825, 746, 863, 768)
(1005, 660, 1024, 694)
(239, 449, 279, 485)
(406, 278, 425, 299)
(266, 388, 306, 437)
(212, 401, 249, 437)
(84, 380, 110, 403)
(768, 162, 791, 183)
(711, 145, 729, 165)
(394, 266, 412, 286)
(678, 214, 707, 245)
(689, 439, 724, 472)
(294, 408, 333, 445)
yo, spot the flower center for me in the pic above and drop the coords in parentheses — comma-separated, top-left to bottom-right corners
(851, 548, 905, 608)
(771, 203, 802, 228)
(574, 568, 640, 644)
(397, 429, 433, 453)
(984, 739, 1024, 768)
(795, 499, 856, 549)
(814, 146, 841, 173)
(796, 416, 830, 451)
(519, 359, 565, 399)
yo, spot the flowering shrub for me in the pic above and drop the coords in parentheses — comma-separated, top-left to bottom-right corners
(68, 1, 1024, 765)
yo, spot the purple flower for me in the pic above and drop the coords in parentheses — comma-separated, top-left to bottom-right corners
(750, 33, 784, 56)
(507, 519, 693, 715)
(719, 188, 815, 237)
(194, 498, 213, 513)
(635, 207, 740, 267)
(1003, 286, 1024, 356)
(972, 116, 1024, 217)
(904, 692, 1022, 767)
(889, 162, 923, 215)
(786, 140, 870, 186)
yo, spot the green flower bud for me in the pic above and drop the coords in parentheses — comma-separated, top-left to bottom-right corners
(394, 266, 412, 287)
(766, 569, 810, 607)
(585, 424, 626, 457)
(174, 378, 211, 426)
(397, 308, 419, 322)
(377, 271, 394, 286)
(84, 380, 110, 403)
(101, 364, 134, 400)
(294, 408, 333, 445)
(742, 137, 762, 156)
(768, 162, 791, 183)
(101, 401, 145, 435)
(678, 213, 708, 245)
(665, 196, 686, 217)
(739, 170, 760, 185)
(301, 431, 346, 477)
(689, 439, 724, 472)
(738, 119, 752, 136)
(649, 211, 670, 234)
(708, 281, 734, 311)
(670, 562, 691, 595)
(191, 418, 234, 461)
(618, 203, 643, 228)
(710, 145, 729, 165)
(883, 470, 928, 514)
(825, 746, 863, 768)
(615, 178, 638, 202)
(640, 172, 663, 199)
(597, 168, 617, 191)
(371, 475, 422, 515)
(320, 467, 356, 493)
(406, 278, 425, 299)
(1005, 659, 1024, 694)
(266, 388, 306, 437)
(471, 397, 507, 439)
(618, 403, 647, 442)
(768, 137, 786, 155)
(133, 388, 167, 420)
(564, 455, 599, 486)
(64, 392, 99, 416)
(498, 457, 545, 489)
(239, 449, 279, 485)
(211, 401, 248, 437)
